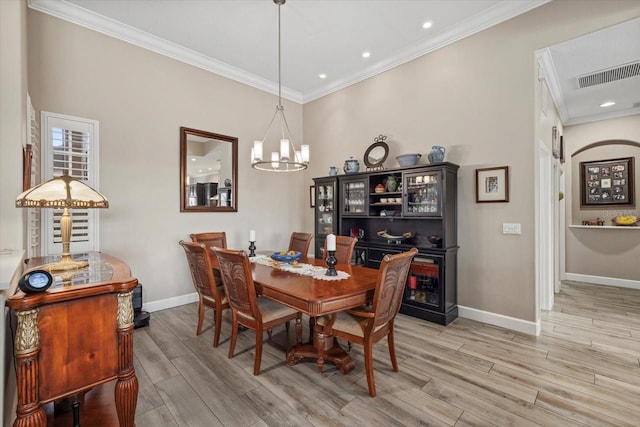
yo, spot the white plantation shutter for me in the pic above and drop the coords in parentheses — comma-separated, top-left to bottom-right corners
(41, 112, 100, 255)
(26, 96, 41, 258)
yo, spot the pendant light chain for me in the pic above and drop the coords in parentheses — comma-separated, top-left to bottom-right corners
(251, 0, 310, 172)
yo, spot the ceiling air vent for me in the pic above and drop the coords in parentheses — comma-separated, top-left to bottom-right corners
(577, 61, 640, 88)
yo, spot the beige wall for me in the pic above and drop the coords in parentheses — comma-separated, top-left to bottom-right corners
(564, 115, 640, 280)
(27, 10, 306, 304)
(0, 0, 28, 251)
(7, 0, 640, 323)
(303, 0, 640, 322)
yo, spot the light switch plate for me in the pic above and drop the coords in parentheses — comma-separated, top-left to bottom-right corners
(503, 223, 521, 234)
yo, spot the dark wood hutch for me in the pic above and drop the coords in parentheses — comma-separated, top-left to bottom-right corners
(313, 162, 458, 325)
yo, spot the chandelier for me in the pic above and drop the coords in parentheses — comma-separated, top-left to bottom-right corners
(252, 0, 309, 172)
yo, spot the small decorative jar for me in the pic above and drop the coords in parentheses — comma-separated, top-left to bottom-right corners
(385, 175, 398, 192)
(427, 146, 445, 163)
(328, 166, 338, 176)
(343, 157, 360, 174)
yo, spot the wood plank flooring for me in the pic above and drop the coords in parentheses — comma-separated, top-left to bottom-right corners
(48, 280, 640, 426)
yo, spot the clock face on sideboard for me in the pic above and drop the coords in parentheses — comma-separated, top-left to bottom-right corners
(19, 270, 53, 293)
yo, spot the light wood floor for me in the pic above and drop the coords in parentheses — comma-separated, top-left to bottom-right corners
(53, 280, 640, 426)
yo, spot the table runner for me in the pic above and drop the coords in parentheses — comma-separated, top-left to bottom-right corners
(250, 254, 350, 281)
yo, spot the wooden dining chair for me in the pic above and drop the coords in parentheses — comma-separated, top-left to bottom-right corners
(322, 235, 357, 264)
(190, 232, 227, 249)
(212, 247, 301, 375)
(179, 240, 230, 347)
(288, 232, 313, 258)
(316, 247, 418, 397)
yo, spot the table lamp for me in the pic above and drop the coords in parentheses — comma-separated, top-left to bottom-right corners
(16, 171, 109, 272)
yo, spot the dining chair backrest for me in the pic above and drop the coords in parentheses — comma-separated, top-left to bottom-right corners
(288, 232, 313, 258)
(370, 247, 418, 332)
(323, 235, 357, 264)
(190, 232, 227, 250)
(212, 247, 260, 322)
(179, 240, 223, 305)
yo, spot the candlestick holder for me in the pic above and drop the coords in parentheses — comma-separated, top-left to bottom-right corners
(325, 250, 337, 276)
(248, 241, 256, 257)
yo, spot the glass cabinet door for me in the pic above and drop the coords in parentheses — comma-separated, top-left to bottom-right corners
(404, 171, 441, 217)
(316, 182, 336, 237)
(341, 178, 367, 215)
(403, 255, 442, 310)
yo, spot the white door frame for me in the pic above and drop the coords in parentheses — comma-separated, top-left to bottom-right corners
(538, 142, 554, 311)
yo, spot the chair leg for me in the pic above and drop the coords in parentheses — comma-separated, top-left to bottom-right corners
(267, 328, 273, 339)
(364, 339, 376, 397)
(388, 328, 398, 372)
(308, 317, 315, 342)
(285, 321, 290, 332)
(213, 306, 222, 347)
(196, 300, 205, 335)
(228, 312, 238, 359)
(254, 327, 264, 376)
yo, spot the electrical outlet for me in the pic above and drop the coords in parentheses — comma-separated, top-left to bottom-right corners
(502, 223, 521, 234)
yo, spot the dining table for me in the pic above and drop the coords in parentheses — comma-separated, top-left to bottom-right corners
(249, 255, 379, 374)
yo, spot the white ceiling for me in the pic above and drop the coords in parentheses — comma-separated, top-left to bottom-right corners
(29, 0, 640, 125)
(538, 16, 640, 126)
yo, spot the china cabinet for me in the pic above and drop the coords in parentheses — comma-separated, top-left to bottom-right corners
(313, 162, 458, 325)
(313, 176, 338, 258)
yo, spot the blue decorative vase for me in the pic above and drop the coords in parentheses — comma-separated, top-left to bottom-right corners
(328, 166, 338, 176)
(427, 146, 445, 163)
(343, 157, 360, 174)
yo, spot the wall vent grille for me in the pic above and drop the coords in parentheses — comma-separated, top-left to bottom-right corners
(577, 61, 640, 88)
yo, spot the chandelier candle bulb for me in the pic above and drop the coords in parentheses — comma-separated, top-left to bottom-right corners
(301, 145, 310, 163)
(326, 233, 336, 251)
(271, 152, 280, 168)
(280, 139, 290, 160)
(253, 141, 263, 162)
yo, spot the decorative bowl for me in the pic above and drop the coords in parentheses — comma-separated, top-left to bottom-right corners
(611, 215, 639, 226)
(380, 210, 396, 217)
(396, 153, 421, 167)
(271, 251, 303, 262)
(377, 230, 414, 243)
(427, 235, 443, 247)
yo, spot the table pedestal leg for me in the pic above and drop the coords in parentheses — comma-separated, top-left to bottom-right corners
(285, 321, 355, 374)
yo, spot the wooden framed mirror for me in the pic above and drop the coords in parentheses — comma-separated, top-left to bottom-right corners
(180, 127, 238, 212)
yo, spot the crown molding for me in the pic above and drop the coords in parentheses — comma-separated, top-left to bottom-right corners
(30, 0, 549, 105)
(28, 0, 304, 103)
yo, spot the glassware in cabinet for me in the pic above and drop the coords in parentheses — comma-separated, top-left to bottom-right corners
(341, 177, 367, 215)
(313, 176, 338, 258)
(404, 171, 441, 217)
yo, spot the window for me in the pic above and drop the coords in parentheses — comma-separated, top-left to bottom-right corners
(41, 112, 100, 255)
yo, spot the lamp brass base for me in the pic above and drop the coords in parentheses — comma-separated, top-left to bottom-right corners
(44, 254, 88, 273)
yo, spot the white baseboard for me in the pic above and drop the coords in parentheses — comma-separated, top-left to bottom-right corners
(143, 292, 198, 313)
(458, 305, 541, 336)
(563, 273, 640, 290)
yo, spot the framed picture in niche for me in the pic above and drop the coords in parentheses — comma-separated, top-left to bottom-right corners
(580, 157, 634, 207)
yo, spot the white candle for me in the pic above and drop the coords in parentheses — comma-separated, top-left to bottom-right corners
(326, 233, 336, 251)
(249, 230, 256, 242)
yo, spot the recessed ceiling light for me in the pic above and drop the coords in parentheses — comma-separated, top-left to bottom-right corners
(422, 21, 433, 29)
(362, 51, 371, 58)
(198, 169, 203, 173)
(191, 158, 196, 161)
(600, 101, 616, 108)
(319, 73, 327, 79)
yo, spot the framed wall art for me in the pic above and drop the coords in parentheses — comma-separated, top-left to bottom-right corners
(580, 157, 634, 207)
(476, 166, 509, 203)
(309, 185, 315, 208)
(551, 126, 559, 159)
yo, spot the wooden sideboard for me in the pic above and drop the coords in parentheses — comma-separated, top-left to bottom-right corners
(6, 252, 139, 427)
